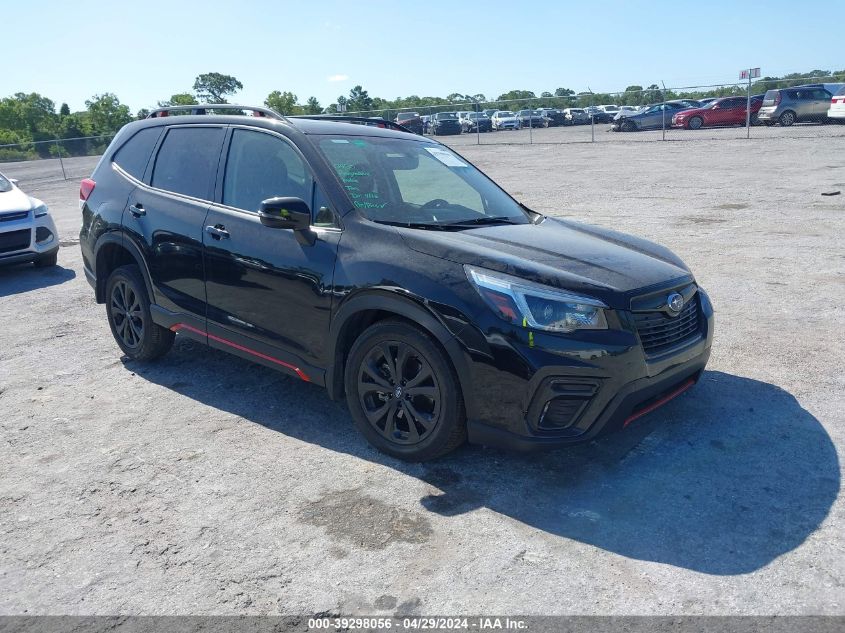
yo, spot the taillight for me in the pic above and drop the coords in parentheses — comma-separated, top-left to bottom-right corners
(80, 178, 96, 202)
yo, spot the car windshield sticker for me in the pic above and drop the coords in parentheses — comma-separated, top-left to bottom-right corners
(425, 147, 467, 168)
(334, 162, 386, 210)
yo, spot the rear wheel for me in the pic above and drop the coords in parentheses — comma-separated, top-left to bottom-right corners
(688, 116, 703, 130)
(345, 320, 466, 461)
(105, 264, 174, 361)
(779, 110, 796, 126)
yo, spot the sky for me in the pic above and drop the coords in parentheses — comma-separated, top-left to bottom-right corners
(3, 0, 844, 113)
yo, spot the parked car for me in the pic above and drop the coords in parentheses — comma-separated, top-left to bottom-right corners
(619, 105, 640, 114)
(430, 112, 462, 135)
(672, 99, 703, 109)
(461, 112, 493, 132)
(598, 104, 621, 117)
(0, 171, 59, 268)
(80, 105, 714, 460)
(758, 87, 832, 126)
(482, 108, 499, 118)
(697, 98, 718, 107)
(828, 85, 845, 121)
(515, 109, 545, 128)
(671, 96, 763, 130)
(491, 110, 520, 130)
(584, 106, 614, 123)
(563, 108, 589, 124)
(611, 102, 691, 131)
(537, 108, 567, 127)
(394, 112, 423, 135)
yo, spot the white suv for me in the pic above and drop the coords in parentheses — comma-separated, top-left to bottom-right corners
(0, 171, 59, 267)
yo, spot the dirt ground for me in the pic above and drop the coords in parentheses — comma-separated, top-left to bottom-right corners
(1, 130, 843, 616)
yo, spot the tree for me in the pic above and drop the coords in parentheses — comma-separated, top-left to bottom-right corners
(193, 72, 243, 103)
(158, 93, 199, 107)
(347, 85, 373, 113)
(59, 103, 71, 117)
(304, 97, 322, 114)
(265, 91, 301, 115)
(136, 109, 150, 120)
(0, 93, 60, 156)
(85, 93, 133, 135)
(554, 87, 574, 97)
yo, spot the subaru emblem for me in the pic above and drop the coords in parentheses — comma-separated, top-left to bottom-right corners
(667, 293, 684, 314)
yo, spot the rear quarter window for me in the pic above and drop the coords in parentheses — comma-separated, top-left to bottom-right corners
(151, 127, 225, 199)
(112, 127, 163, 180)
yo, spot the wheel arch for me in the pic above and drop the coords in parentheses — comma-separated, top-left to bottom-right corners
(326, 289, 476, 416)
(93, 232, 153, 304)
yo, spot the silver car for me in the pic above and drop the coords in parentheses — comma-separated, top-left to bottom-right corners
(758, 87, 832, 126)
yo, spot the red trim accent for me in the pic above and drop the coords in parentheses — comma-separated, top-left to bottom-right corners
(170, 323, 310, 382)
(623, 378, 696, 428)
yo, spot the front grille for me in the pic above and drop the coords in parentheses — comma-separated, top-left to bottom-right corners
(0, 210, 29, 223)
(0, 229, 31, 254)
(634, 294, 701, 354)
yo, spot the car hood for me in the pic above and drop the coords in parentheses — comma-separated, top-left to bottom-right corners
(396, 217, 692, 308)
(0, 187, 35, 213)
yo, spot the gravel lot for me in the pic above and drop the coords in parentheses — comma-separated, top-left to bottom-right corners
(1, 131, 843, 616)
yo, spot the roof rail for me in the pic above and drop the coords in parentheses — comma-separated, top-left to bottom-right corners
(290, 115, 411, 133)
(145, 104, 289, 122)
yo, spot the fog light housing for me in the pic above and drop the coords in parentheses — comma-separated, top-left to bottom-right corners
(35, 227, 53, 243)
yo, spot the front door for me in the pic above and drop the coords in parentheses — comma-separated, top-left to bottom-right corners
(202, 127, 341, 382)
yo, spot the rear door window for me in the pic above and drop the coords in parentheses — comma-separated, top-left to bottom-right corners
(151, 127, 225, 199)
(113, 127, 163, 180)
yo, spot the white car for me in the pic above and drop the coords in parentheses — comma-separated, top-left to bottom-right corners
(491, 110, 519, 130)
(828, 85, 845, 120)
(0, 171, 59, 267)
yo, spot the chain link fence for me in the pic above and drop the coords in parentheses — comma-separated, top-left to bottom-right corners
(2, 74, 843, 184)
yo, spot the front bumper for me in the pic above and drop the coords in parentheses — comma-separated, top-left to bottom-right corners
(0, 212, 60, 266)
(461, 285, 715, 451)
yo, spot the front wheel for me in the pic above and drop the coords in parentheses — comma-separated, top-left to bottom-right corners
(621, 119, 637, 132)
(345, 320, 466, 461)
(105, 264, 174, 361)
(34, 250, 58, 268)
(688, 116, 703, 130)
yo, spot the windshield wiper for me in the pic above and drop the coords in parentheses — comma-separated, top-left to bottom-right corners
(444, 216, 522, 228)
(371, 220, 446, 230)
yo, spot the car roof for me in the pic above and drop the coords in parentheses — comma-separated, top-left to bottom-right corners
(128, 113, 419, 140)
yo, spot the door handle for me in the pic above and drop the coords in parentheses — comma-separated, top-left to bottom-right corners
(205, 225, 230, 240)
(129, 203, 145, 218)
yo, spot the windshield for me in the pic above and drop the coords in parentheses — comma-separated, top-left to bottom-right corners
(0, 173, 11, 193)
(436, 113, 457, 120)
(603, 105, 619, 111)
(397, 113, 418, 120)
(314, 136, 530, 228)
(497, 111, 514, 117)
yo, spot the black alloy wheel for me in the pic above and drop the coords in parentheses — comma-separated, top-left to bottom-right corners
(345, 320, 466, 461)
(105, 264, 174, 361)
(110, 279, 144, 349)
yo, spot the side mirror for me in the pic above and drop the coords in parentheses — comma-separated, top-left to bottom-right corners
(258, 197, 315, 245)
(10, 178, 19, 186)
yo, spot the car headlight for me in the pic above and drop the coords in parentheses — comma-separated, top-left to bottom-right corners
(33, 203, 49, 218)
(465, 265, 608, 333)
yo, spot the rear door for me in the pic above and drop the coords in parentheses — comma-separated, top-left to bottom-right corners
(202, 126, 341, 380)
(125, 125, 225, 324)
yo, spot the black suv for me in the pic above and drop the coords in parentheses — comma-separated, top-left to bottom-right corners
(80, 105, 714, 461)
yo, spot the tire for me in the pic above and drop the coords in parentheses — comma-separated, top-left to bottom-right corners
(344, 320, 466, 461)
(688, 116, 703, 130)
(33, 250, 58, 267)
(621, 119, 637, 132)
(779, 110, 796, 127)
(750, 113, 760, 126)
(105, 264, 174, 361)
